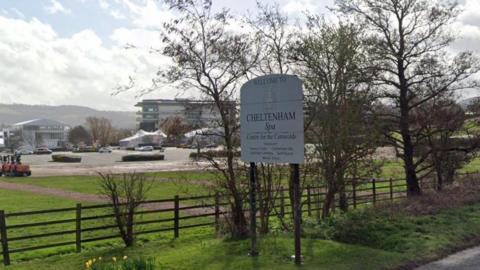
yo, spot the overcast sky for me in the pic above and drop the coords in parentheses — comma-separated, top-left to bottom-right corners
(0, 0, 478, 111)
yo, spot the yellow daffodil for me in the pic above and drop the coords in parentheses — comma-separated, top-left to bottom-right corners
(123, 255, 128, 260)
(112, 257, 117, 262)
(99, 257, 102, 261)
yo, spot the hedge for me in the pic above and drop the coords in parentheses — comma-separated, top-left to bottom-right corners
(122, 154, 165, 162)
(72, 148, 97, 153)
(189, 150, 241, 159)
(52, 154, 82, 163)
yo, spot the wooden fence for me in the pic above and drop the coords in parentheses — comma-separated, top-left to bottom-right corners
(2, 173, 476, 266)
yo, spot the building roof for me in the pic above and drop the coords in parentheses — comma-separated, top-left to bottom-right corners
(13, 119, 68, 127)
(119, 129, 167, 142)
(135, 98, 235, 107)
(135, 99, 210, 107)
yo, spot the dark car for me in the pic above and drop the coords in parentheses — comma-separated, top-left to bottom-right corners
(33, 147, 53, 155)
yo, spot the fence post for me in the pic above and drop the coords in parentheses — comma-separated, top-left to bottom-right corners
(75, 203, 82, 253)
(372, 178, 377, 205)
(0, 210, 10, 266)
(214, 192, 220, 233)
(352, 180, 357, 209)
(174, 195, 179, 238)
(307, 185, 312, 216)
(389, 178, 393, 201)
(280, 188, 285, 218)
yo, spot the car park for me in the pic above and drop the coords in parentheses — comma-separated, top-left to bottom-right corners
(14, 149, 34, 155)
(135, 146, 154, 152)
(33, 147, 52, 155)
(98, 147, 112, 153)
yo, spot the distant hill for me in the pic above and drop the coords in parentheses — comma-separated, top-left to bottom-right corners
(0, 104, 136, 129)
(459, 97, 480, 110)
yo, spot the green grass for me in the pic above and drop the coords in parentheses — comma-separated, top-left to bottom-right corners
(4, 188, 480, 269)
(0, 189, 79, 213)
(305, 202, 480, 260)
(0, 188, 214, 262)
(3, 173, 209, 199)
(0, 235, 407, 270)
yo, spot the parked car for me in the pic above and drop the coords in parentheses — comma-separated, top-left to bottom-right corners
(98, 147, 112, 153)
(33, 147, 52, 155)
(14, 149, 34, 155)
(135, 146, 154, 152)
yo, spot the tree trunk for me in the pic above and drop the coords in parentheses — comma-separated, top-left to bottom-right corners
(223, 115, 248, 239)
(337, 174, 348, 212)
(402, 141, 421, 196)
(398, 59, 421, 196)
(322, 188, 335, 218)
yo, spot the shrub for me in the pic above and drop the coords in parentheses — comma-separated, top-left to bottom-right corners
(189, 150, 240, 159)
(51, 154, 82, 163)
(72, 147, 97, 153)
(122, 154, 165, 162)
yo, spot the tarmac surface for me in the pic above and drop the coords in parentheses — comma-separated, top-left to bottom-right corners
(19, 147, 208, 177)
(415, 246, 480, 270)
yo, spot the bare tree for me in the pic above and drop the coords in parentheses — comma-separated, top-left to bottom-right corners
(98, 172, 152, 247)
(247, 1, 295, 75)
(159, 0, 259, 238)
(248, 2, 305, 229)
(414, 97, 480, 190)
(337, 0, 480, 195)
(86, 117, 114, 146)
(68, 125, 92, 146)
(292, 17, 380, 217)
(160, 116, 192, 145)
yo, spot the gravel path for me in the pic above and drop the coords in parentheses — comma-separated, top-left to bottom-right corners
(0, 180, 213, 215)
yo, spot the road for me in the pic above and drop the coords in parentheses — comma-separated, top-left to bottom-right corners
(18, 147, 210, 177)
(416, 246, 480, 270)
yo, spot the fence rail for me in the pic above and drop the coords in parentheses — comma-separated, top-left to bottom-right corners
(1, 171, 477, 265)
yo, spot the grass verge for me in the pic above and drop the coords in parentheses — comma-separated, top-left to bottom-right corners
(0, 235, 407, 270)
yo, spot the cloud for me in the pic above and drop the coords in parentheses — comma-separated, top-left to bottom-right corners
(11, 8, 25, 19)
(282, 0, 319, 16)
(98, 0, 109, 9)
(110, 10, 126, 20)
(110, 27, 162, 48)
(450, 0, 480, 53)
(0, 16, 174, 111)
(45, 0, 72, 15)
(119, 0, 174, 28)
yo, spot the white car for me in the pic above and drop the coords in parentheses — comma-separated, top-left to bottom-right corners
(98, 147, 112, 153)
(15, 149, 34, 155)
(135, 146, 154, 152)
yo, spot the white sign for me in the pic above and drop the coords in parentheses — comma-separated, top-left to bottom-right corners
(240, 74, 304, 164)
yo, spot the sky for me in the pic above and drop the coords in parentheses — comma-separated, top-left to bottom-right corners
(0, 0, 479, 111)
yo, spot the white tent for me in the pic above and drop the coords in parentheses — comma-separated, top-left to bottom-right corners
(119, 130, 167, 148)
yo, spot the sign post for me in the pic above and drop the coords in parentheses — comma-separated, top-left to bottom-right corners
(240, 74, 304, 264)
(249, 162, 258, 256)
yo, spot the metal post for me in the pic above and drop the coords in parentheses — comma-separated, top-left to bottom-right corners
(75, 203, 82, 253)
(249, 162, 258, 256)
(174, 195, 179, 238)
(292, 164, 302, 265)
(0, 210, 10, 266)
